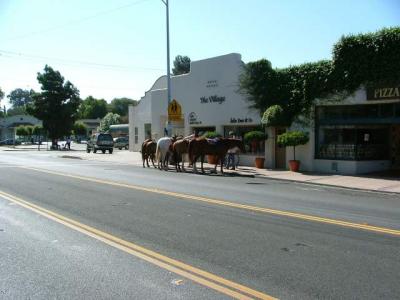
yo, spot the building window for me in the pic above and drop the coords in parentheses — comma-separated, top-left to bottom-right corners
(144, 123, 151, 139)
(315, 104, 398, 161)
(134, 127, 138, 144)
(316, 125, 390, 160)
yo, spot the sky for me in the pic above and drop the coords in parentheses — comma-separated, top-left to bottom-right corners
(0, 0, 399, 108)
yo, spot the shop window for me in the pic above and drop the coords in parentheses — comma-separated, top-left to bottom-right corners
(395, 103, 400, 117)
(316, 125, 390, 160)
(224, 126, 265, 154)
(192, 127, 216, 137)
(317, 103, 400, 124)
(134, 127, 138, 144)
(144, 123, 151, 139)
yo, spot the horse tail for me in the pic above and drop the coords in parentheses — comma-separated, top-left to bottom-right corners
(141, 142, 146, 160)
(155, 142, 160, 162)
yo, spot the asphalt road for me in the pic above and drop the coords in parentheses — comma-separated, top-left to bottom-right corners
(0, 151, 399, 299)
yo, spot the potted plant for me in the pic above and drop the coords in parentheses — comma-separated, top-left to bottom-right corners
(202, 131, 221, 164)
(277, 131, 309, 172)
(244, 130, 268, 168)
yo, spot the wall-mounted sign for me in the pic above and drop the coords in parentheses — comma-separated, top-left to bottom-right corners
(188, 112, 202, 125)
(168, 99, 183, 122)
(230, 117, 253, 124)
(206, 80, 218, 88)
(200, 95, 226, 104)
(367, 85, 400, 101)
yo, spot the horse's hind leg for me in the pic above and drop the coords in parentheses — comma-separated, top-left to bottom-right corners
(146, 158, 149, 168)
(192, 156, 198, 173)
(163, 153, 169, 171)
(201, 155, 205, 174)
(146, 156, 150, 167)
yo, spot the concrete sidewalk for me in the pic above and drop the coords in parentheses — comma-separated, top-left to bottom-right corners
(2, 145, 399, 193)
(52, 150, 400, 194)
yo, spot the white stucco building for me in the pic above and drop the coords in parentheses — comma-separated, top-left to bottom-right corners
(129, 52, 399, 174)
(129, 53, 262, 166)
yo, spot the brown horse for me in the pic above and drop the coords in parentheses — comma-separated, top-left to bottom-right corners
(172, 138, 190, 172)
(188, 138, 245, 174)
(141, 139, 157, 168)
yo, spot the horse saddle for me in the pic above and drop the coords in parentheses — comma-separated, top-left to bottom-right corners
(207, 138, 221, 145)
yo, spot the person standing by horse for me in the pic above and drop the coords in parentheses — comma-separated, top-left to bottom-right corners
(226, 131, 239, 170)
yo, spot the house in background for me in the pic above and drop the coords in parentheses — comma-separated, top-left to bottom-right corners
(77, 118, 102, 137)
(0, 115, 42, 140)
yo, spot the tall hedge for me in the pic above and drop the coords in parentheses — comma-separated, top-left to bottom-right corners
(240, 27, 400, 126)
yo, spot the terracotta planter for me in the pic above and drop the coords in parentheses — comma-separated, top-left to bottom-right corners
(289, 160, 300, 172)
(255, 157, 265, 169)
(207, 155, 218, 165)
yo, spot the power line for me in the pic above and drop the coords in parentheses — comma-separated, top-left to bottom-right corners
(5, 0, 153, 42)
(0, 77, 137, 91)
(0, 49, 164, 72)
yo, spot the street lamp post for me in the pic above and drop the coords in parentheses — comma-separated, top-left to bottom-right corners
(161, 0, 172, 136)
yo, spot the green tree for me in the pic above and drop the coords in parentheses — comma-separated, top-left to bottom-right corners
(27, 65, 81, 148)
(239, 27, 400, 126)
(0, 87, 4, 104)
(108, 97, 137, 116)
(277, 131, 309, 161)
(98, 112, 120, 133)
(78, 96, 108, 119)
(7, 88, 34, 108)
(6, 106, 27, 116)
(172, 55, 191, 75)
(16, 125, 28, 138)
(33, 125, 45, 143)
(32, 125, 44, 136)
(73, 121, 88, 136)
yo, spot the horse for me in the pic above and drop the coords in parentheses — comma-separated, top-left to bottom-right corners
(172, 138, 190, 172)
(188, 138, 245, 174)
(155, 136, 177, 170)
(141, 139, 157, 168)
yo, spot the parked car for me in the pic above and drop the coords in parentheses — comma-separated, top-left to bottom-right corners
(0, 139, 22, 146)
(113, 136, 129, 150)
(86, 133, 114, 154)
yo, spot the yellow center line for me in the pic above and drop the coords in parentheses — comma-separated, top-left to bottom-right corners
(0, 190, 277, 300)
(20, 165, 400, 237)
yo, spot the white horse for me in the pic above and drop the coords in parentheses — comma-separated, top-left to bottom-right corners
(156, 137, 174, 170)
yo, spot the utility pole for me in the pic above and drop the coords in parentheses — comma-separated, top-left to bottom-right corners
(161, 0, 172, 136)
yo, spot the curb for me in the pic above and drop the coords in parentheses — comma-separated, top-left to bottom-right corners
(249, 172, 400, 195)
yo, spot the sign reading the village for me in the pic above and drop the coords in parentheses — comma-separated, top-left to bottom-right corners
(188, 112, 202, 125)
(230, 117, 253, 124)
(168, 99, 183, 122)
(200, 95, 226, 104)
(367, 85, 400, 101)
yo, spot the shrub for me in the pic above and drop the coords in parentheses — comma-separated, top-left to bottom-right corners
(73, 121, 88, 136)
(32, 125, 44, 136)
(202, 131, 221, 139)
(16, 125, 28, 137)
(243, 131, 267, 144)
(277, 131, 309, 160)
(261, 105, 289, 127)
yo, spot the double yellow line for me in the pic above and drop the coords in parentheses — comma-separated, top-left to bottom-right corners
(20, 166, 400, 237)
(0, 190, 276, 300)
